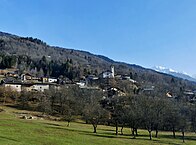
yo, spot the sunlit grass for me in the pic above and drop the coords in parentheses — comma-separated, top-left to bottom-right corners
(0, 106, 195, 145)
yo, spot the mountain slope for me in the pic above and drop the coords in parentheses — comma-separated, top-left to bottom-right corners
(153, 66, 196, 82)
(0, 31, 196, 93)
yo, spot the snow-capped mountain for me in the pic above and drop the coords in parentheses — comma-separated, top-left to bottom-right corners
(153, 66, 196, 82)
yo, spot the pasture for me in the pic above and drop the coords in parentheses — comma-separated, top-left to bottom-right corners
(0, 106, 195, 145)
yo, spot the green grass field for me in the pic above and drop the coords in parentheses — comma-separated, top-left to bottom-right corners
(0, 106, 195, 145)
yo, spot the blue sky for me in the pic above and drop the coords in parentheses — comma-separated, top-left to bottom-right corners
(0, 0, 196, 75)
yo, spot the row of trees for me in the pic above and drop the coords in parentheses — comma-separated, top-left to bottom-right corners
(0, 86, 195, 142)
(105, 95, 194, 142)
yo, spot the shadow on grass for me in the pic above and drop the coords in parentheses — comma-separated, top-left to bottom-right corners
(151, 139, 181, 145)
(43, 122, 61, 127)
(46, 124, 121, 139)
(46, 125, 91, 135)
(41, 121, 196, 144)
(89, 133, 182, 145)
(44, 124, 195, 145)
(99, 128, 115, 132)
(85, 133, 118, 139)
(80, 129, 195, 145)
(159, 134, 196, 141)
(121, 133, 149, 138)
(0, 135, 18, 142)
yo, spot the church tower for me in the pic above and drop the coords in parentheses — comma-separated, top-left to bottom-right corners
(111, 65, 115, 78)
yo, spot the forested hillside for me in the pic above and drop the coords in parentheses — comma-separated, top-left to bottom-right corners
(0, 31, 196, 94)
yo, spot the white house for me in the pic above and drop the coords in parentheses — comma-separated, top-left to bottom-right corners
(4, 82, 56, 92)
(32, 84, 50, 92)
(100, 65, 115, 79)
(4, 83, 22, 92)
(23, 83, 60, 92)
(102, 71, 113, 78)
(76, 82, 86, 88)
(48, 78, 58, 83)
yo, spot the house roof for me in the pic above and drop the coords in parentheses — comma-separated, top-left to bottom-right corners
(4, 82, 59, 86)
(107, 87, 124, 93)
(4, 82, 22, 85)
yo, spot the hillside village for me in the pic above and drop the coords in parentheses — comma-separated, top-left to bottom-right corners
(1, 31, 196, 102)
(0, 65, 196, 102)
(0, 66, 137, 98)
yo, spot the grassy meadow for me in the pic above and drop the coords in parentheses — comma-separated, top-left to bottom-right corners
(0, 105, 195, 145)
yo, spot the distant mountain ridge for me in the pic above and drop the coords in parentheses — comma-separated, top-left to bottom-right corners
(153, 66, 196, 82)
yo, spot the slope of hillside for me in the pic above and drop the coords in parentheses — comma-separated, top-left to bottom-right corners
(0, 32, 115, 71)
(0, 31, 196, 93)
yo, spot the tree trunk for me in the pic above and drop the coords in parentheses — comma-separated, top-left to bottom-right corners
(182, 131, 185, 143)
(51, 100, 54, 112)
(172, 126, 176, 138)
(131, 128, 134, 135)
(93, 124, 97, 133)
(14, 95, 17, 104)
(148, 130, 152, 140)
(155, 129, 158, 138)
(67, 121, 70, 127)
(121, 126, 123, 135)
(3, 96, 6, 104)
(133, 129, 136, 139)
(135, 128, 138, 136)
(131, 128, 136, 138)
(115, 121, 118, 135)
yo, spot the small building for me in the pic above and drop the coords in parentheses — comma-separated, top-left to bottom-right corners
(4, 82, 22, 92)
(3, 81, 59, 92)
(41, 77, 48, 83)
(6, 72, 19, 78)
(0, 69, 18, 76)
(48, 78, 58, 83)
(183, 91, 194, 95)
(32, 83, 50, 92)
(107, 87, 126, 98)
(101, 71, 114, 78)
(21, 73, 33, 81)
(166, 92, 173, 98)
(23, 83, 60, 92)
(115, 74, 122, 79)
(121, 75, 137, 83)
(87, 75, 99, 80)
(99, 66, 115, 79)
(76, 81, 86, 88)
